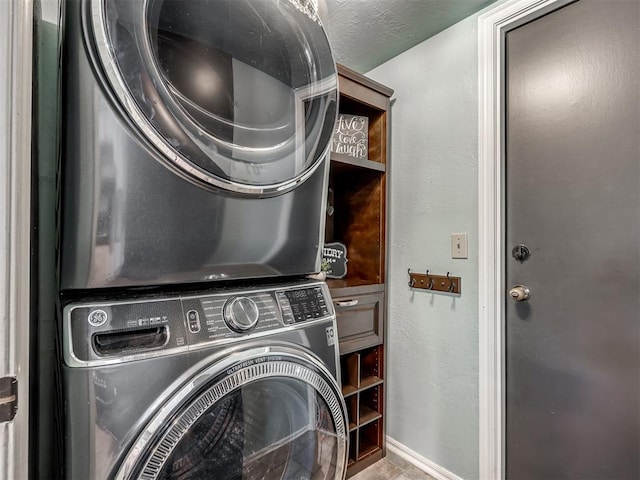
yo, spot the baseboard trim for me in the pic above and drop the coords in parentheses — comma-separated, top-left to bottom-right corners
(386, 437, 464, 480)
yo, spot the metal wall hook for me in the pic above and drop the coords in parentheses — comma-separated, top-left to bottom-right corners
(408, 268, 416, 287)
(426, 270, 434, 289)
(446, 272, 456, 292)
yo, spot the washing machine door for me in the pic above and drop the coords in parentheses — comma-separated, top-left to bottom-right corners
(90, 0, 337, 196)
(115, 347, 348, 480)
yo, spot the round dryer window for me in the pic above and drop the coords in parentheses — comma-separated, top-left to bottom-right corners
(90, 0, 338, 195)
(114, 349, 348, 480)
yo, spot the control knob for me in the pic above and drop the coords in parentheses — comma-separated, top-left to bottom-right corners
(223, 296, 259, 332)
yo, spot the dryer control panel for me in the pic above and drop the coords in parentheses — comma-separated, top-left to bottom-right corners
(63, 281, 335, 367)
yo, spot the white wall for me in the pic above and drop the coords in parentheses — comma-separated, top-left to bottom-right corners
(368, 7, 500, 478)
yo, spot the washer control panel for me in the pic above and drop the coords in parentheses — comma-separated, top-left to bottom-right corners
(275, 286, 330, 324)
(180, 284, 332, 345)
(223, 296, 260, 332)
(64, 281, 334, 366)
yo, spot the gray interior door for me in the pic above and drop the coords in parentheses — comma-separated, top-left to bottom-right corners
(505, 1, 640, 478)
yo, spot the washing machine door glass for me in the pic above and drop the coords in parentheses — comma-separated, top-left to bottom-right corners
(91, 0, 337, 195)
(116, 351, 348, 480)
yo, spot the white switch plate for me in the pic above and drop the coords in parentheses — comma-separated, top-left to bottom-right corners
(451, 233, 468, 259)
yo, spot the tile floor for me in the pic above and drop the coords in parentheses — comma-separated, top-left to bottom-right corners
(350, 450, 436, 480)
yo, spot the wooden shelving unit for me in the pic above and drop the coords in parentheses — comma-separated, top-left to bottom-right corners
(327, 64, 393, 477)
(340, 346, 385, 472)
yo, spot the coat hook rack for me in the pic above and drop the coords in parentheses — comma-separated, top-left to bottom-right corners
(407, 269, 461, 294)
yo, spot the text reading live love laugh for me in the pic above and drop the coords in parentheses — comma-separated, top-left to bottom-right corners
(332, 114, 368, 159)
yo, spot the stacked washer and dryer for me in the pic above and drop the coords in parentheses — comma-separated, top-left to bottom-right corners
(58, 1, 348, 479)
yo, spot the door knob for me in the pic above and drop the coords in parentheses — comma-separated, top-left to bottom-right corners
(509, 285, 531, 301)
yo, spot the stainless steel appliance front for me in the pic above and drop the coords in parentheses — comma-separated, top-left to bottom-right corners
(63, 281, 348, 479)
(59, 0, 338, 290)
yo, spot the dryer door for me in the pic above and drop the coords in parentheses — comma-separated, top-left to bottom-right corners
(90, 0, 337, 196)
(114, 347, 348, 480)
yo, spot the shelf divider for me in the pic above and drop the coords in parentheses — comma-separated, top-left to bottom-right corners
(359, 376, 383, 390)
(330, 152, 386, 172)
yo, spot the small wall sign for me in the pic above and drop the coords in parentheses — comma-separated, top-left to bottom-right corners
(322, 242, 348, 279)
(332, 114, 368, 159)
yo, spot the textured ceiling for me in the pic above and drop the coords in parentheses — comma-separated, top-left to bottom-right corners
(324, 0, 499, 73)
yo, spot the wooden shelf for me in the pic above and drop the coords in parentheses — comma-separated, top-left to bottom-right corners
(360, 376, 383, 390)
(326, 66, 391, 296)
(358, 444, 381, 460)
(340, 346, 385, 477)
(330, 153, 386, 172)
(337, 63, 394, 109)
(359, 407, 382, 426)
(326, 170, 385, 286)
(342, 384, 358, 397)
(329, 65, 392, 478)
(346, 450, 384, 477)
(341, 377, 382, 397)
(358, 419, 383, 459)
(326, 280, 385, 294)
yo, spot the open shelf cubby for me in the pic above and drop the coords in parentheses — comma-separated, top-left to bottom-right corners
(326, 167, 385, 289)
(339, 345, 385, 476)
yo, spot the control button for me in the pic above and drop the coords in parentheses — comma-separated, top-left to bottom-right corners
(88, 309, 108, 327)
(277, 295, 294, 323)
(223, 297, 260, 332)
(186, 310, 201, 333)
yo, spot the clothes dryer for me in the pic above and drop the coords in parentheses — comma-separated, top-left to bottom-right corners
(63, 280, 348, 479)
(60, 0, 338, 290)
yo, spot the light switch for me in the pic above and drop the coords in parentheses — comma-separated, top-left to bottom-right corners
(451, 233, 468, 259)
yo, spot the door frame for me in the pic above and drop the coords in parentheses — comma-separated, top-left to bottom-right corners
(477, 0, 573, 478)
(0, 0, 33, 478)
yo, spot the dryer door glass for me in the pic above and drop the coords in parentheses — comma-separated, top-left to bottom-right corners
(116, 354, 348, 480)
(92, 0, 337, 194)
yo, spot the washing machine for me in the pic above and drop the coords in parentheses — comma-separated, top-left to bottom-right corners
(59, 0, 338, 290)
(63, 280, 348, 479)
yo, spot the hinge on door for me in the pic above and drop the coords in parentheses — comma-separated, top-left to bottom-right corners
(0, 376, 17, 422)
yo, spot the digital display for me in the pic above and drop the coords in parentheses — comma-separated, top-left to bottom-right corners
(288, 289, 310, 299)
(284, 288, 329, 322)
